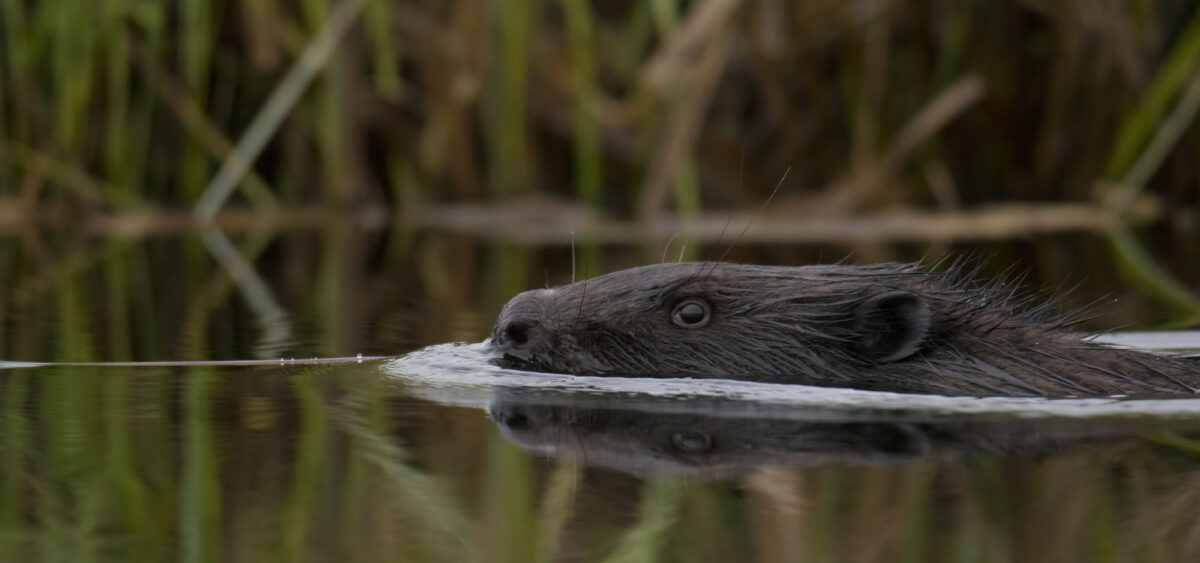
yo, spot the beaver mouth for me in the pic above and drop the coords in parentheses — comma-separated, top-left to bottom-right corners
(487, 341, 557, 374)
(495, 352, 539, 371)
(490, 342, 611, 377)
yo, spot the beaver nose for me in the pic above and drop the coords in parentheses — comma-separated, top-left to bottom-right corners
(496, 320, 534, 350)
(490, 289, 551, 359)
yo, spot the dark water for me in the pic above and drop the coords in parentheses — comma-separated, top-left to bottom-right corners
(3, 233, 1200, 562)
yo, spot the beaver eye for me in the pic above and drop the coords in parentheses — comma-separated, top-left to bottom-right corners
(671, 299, 710, 328)
(671, 431, 714, 453)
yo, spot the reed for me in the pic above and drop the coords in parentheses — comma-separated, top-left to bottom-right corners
(0, 2, 1194, 216)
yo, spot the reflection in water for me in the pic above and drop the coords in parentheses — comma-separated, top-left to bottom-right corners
(487, 390, 1200, 477)
(0, 362, 478, 563)
(200, 228, 295, 359)
(3, 349, 1200, 561)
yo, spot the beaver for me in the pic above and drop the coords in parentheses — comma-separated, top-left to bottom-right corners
(488, 261, 1200, 397)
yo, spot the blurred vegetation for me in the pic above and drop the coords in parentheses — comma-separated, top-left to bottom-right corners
(0, 0, 1198, 322)
(0, 0, 1195, 217)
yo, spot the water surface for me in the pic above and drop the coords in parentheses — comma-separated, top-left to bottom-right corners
(4, 338, 1200, 562)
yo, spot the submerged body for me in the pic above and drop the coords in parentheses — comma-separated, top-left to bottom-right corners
(489, 262, 1200, 397)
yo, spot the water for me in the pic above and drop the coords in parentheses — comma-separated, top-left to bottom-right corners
(2, 234, 1200, 561)
(2, 340, 1198, 561)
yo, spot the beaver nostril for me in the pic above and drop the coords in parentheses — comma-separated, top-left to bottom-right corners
(503, 321, 532, 347)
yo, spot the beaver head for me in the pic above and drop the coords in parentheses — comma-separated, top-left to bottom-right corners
(489, 262, 1200, 397)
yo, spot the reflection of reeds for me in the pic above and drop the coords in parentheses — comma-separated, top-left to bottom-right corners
(336, 379, 475, 562)
(182, 371, 221, 563)
(0, 364, 487, 561)
(3, 364, 1200, 561)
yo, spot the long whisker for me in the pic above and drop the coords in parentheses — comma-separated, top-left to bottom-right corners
(686, 152, 745, 285)
(704, 166, 791, 280)
(685, 210, 734, 286)
(573, 264, 589, 333)
(661, 232, 680, 264)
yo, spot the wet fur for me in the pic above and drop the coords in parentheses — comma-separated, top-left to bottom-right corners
(489, 262, 1200, 397)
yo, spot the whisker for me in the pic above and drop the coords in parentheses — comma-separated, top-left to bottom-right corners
(573, 263, 590, 333)
(661, 232, 681, 264)
(705, 166, 791, 280)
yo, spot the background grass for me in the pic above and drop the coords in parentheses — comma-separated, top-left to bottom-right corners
(0, 1, 1196, 216)
(1, 1, 1198, 321)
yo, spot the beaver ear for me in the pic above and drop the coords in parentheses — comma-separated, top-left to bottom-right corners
(855, 290, 930, 362)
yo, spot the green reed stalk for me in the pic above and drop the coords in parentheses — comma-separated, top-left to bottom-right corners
(1100, 8, 1200, 323)
(104, 18, 133, 208)
(561, 0, 602, 206)
(809, 469, 852, 563)
(336, 380, 473, 562)
(50, 0, 97, 149)
(602, 479, 684, 563)
(1105, 9, 1200, 179)
(649, 0, 680, 34)
(489, 0, 531, 196)
(487, 438, 538, 563)
(610, 3, 654, 79)
(0, 372, 29, 528)
(127, 242, 167, 360)
(104, 371, 152, 536)
(181, 0, 215, 200)
(0, 0, 28, 150)
(669, 487, 745, 562)
(39, 281, 100, 561)
(318, 226, 347, 355)
(102, 244, 156, 539)
(282, 372, 330, 559)
(536, 458, 579, 561)
(304, 0, 348, 198)
(180, 371, 221, 563)
(896, 468, 933, 563)
(492, 244, 528, 315)
(1109, 225, 1200, 326)
(1084, 474, 1121, 563)
(671, 159, 700, 261)
(366, 0, 402, 101)
(105, 240, 132, 359)
(338, 388, 386, 562)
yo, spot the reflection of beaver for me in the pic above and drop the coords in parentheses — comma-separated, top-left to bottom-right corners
(487, 393, 1170, 475)
(489, 262, 1200, 397)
